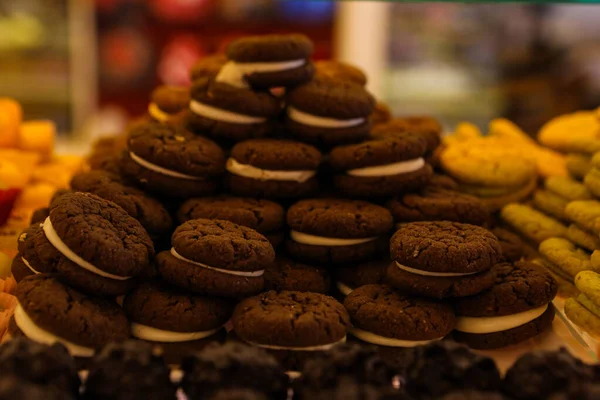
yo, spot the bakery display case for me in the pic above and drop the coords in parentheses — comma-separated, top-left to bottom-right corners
(1, 1, 600, 398)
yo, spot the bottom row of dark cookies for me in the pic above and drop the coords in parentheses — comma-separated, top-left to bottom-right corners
(0, 336, 597, 400)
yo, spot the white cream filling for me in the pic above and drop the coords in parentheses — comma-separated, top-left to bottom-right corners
(131, 322, 221, 343)
(42, 217, 131, 281)
(14, 304, 95, 357)
(226, 158, 316, 183)
(350, 327, 442, 348)
(129, 152, 202, 181)
(455, 304, 549, 334)
(148, 102, 170, 122)
(336, 281, 354, 296)
(21, 257, 40, 275)
(287, 106, 365, 128)
(247, 336, 346, 351)
(216, 59, 306, 88)
(170, 247, 264, 277)
(347, 158, 425, 177)
(395, 262, 479, 278)
(290, 230, 377, 247)
(189, 100, 266, 124)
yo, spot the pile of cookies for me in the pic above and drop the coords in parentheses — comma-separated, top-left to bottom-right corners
(5, 33, 562, 373)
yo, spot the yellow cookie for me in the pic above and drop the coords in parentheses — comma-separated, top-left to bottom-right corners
(565, 297, 600, 337)
(533, 189, 568, 221)
(565, 153, 592, 180)
(545, 176, 592, 201)
(567, 224, 600, 252)
(538, 111, 600, 154)
(539, 238, 600, 279)
(531, 257, 579, 298)
(565, 200, 600, 235)
(575, 270, 600, 305)
(501, 203, 567, 244)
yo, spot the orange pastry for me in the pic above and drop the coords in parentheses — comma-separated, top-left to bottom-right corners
(18, 120, 56, 160)
(0, 98, 22, 148)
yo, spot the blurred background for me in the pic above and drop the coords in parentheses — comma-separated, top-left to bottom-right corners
(2, 0, 600, 145)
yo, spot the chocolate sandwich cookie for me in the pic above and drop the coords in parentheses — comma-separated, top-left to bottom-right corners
(0, 338, 79, 396)
(264, 256, 330, 294)
(370, 101, 392, 126)
(226, 139, 321, 199)
(387, 222, 501, 299)
(232, 290, 350, 371)
(148, 85, 190, 123)
(386, 187, 488, 225)
(85, 340, 176, 400)
(371, 116, 443, 157)
(10, 275, 129, 358)
(344, 285, 455, 369)
(178, 196, 285, 247)
(453, 261, 557, 349)
(120, 121, 225, 199)
(286, 78, 376, 148)
(314, 60, 367, 86)
(157, 219, 274, 298)
(30, 208, 49, 225)
(329, 135, 432, 198)
(0, 375, 74, 400)
(34, 192, 154, 296)
(333, 258, 389, 297)
(187, 76, 281, 143)
(220, 34, 314, 89)
(190, 53, 228, 81)
(71, 170, 173, 239)
(429, 174, 460, 190)
(286, 199, 394, 265)
(123, 282, 233, 364)
(11, 224, 57, 282)
(490, 227, 525, 262)
(181, 342, 289, 400)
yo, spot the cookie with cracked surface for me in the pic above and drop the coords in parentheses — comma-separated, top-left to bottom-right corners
(224, 34, 314, 89)
(148, 85, 190, 123)
(190, 53, 228, 81)
(370, 116, 442, 155)
(181, 342, 289, 400)
(386, 188, 488, 225)
(286, 77, 376, 148)
(226, 139, 321, 199)
(85, 340, 176, 400)
(286, 199, 394, 265)
(177, 196, 285, 247)
(264, 256, 330, 294)
(0, 338, 79, 396)
(70, 170, 173, 239)
(334, 258, 389, 297)
(120, 121, 225, 199)
(12, 224, 57, 281)
(329, 135, 432, 198)
(501, 203, 567, 243)
(232, 290, 350, 370)
(452, 261, 557, 349)
(344, 284, 455, 348)
(122, 282, 233, 364)
(490, 227, 525, 262)
(10, 275, 129, 357)
(314, 60, 367, 86)
(39, 192, 154, 296)
(187, 76, 281, 143)
(157, 219, 273, 298)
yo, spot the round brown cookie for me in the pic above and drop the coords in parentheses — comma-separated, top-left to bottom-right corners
(187, 77, 281, 143)
(149, 85, 190, 122)
(371, 117, 443, 155)
(177, 196, 285, 246)
(344, 284, 455, 342)
(226, 139, 321, 199)
(225, 34, 314, 89)
(264, 256, 330, 294)
(329, 135, 432, 198)
(48, 192, 154, 278)
(123, 282, 233, 363)
(10, 255, 32, 283)
(286, 199, 393, 265)
(391, 221, 502, 274)
(120, 121, 224, 199)
(190, 54, 228, 81)
(232, 290, 349, 370)
(70, 170, 173, 239)
(452, 262, 557, 349)
(386, 188, 488, 225)
(333, 258, 389, 295)
(386, 262, 497, 300)
(286, 78, 376, 148)
(30, 208, 49, 225)
(157, 219, 273, 298)
(491, 227, 525, 262)
(370, 101, 392, 126)
(16, 224, 57, 277)
(88, 151, 122, 176)
(55, 258, 137, 297)
(429, 174, 460, 191)
(12, 275, 129, 352)
(314, 60, 367, 86)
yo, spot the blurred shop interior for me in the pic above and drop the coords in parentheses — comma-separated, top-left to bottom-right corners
(2, 0, 600, 151)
